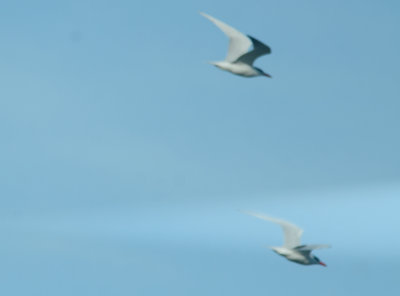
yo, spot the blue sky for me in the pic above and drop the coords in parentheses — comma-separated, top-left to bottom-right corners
(1, 0, 400, 295)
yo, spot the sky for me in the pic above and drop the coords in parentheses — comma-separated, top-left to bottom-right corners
(1, 0, 400, 295)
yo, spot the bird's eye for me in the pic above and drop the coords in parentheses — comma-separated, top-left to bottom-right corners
(314, 256, 320, 262)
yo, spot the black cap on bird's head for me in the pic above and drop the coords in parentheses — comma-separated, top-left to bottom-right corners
(313, 255, 327, 267)
(254, 67, 272, 78)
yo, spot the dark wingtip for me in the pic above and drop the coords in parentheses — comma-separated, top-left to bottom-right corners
(247, 35, 271, 54)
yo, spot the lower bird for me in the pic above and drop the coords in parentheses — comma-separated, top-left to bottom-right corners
(243, 211, 330, 266)
(200, 12, 272, 78)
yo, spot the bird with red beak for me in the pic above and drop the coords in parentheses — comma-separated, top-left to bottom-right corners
(243, 211, 330, 266)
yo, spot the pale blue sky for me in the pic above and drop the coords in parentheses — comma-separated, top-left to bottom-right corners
(1, 0, 400, 295)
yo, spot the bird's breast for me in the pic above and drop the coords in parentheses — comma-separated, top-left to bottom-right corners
(272, 248, 310, 265)
(213, 62, 259, 77)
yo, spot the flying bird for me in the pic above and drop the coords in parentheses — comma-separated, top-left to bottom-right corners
(243, 211, 330, 266)
(200, 12, 272, 78)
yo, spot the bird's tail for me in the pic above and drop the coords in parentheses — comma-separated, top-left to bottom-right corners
(263, 245, 276, 250)
(207, 61, 219, 66)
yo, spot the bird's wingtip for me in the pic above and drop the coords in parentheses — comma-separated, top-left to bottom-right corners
(199, 12, 214, 21)
(239, 209, 250, 215)
(242, 210, 259, 214)
(241, 210, 259, 217)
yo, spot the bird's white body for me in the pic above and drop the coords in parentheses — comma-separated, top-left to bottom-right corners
(210, 61, 261, 77)
(270, 247, 320, 265)
(243, 211, 330, 266)
(201, 12, 272, 78)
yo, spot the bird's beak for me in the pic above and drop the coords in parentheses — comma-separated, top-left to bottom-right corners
(319, 261, 327, 267)
(263, 73, 272, 78)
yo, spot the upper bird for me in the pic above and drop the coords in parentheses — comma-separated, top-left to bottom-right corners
(243, 211, 330, 266)
(200, 12, 272, 78)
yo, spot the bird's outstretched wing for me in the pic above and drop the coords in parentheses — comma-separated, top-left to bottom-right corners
(242, 211, 303, 248)
(236, 36, 271, 65)
(294, 244, 331, 251)
(200, 12, 252, 63)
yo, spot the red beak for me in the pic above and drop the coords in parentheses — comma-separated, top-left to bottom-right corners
(319, 262, 327, 267)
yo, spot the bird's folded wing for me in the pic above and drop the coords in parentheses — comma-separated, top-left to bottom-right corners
(294, 244, 331, 251)
(242, 211, 303, 248)
(200, 12, 252, 62)
(236, 36, 271, 65)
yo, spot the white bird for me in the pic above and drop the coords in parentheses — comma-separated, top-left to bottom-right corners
(200, 12, 272, 78)
(243, 211, 330, 266)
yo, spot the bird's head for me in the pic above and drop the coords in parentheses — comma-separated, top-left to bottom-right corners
(312, 255, 327, 267)
(254, 67, 272, 78)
